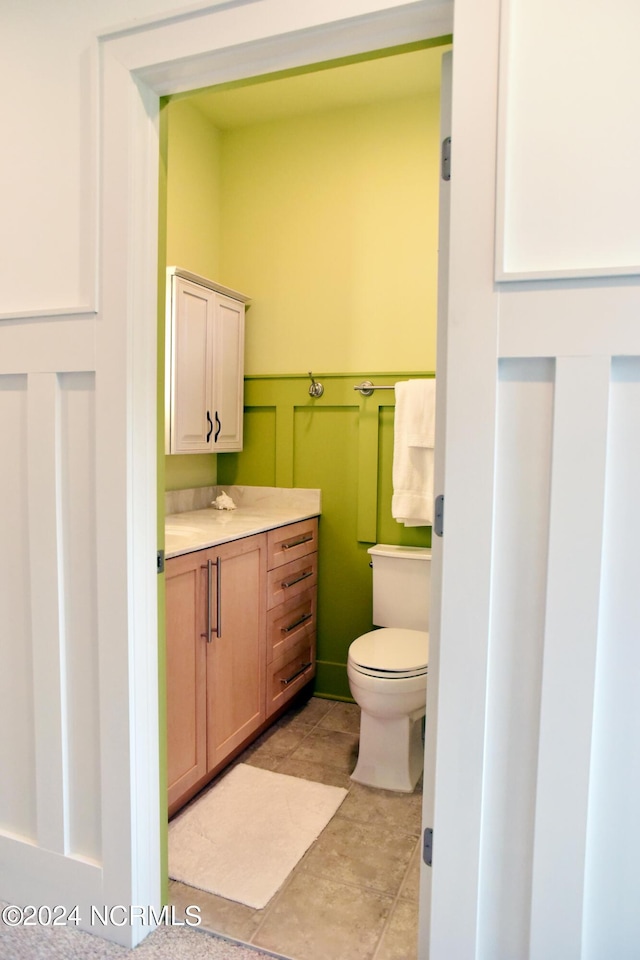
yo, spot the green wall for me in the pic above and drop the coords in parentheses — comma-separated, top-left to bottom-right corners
(163, 98, 222, 491)
(162, 49, 441, 697)
(165, 99, 222, 279)
(217, 375, 431, 699)
(218, 94, 440, 374)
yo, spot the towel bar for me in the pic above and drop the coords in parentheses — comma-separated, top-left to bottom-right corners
(353, 380, 395, 397)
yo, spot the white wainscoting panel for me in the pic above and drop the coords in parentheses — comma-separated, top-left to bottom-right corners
(59, 372, 101, 862)
(496, 0, 640, 279)
(0, 367, 103, 913)
(528, 356, 610, 960)
(476, 352, 640, 959)
(4, 372, 101, 860)
(582, 357, 640, 959)
(0, 373, 36, 840)
(478, 359, 553, 958)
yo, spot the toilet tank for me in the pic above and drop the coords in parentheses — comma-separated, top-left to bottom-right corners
(368, 544, 431, 631)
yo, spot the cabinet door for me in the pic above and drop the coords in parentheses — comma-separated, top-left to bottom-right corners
(212, 293, 245, 452)
(206, 534, 266, 769)
(165, 552, 207, 808)
(168, 277, 215, 454)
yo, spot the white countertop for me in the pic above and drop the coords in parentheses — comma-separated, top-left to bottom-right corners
(165, 485, 321, 559)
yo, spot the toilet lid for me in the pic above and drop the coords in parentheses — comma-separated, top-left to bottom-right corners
(349, 628, 428, 677)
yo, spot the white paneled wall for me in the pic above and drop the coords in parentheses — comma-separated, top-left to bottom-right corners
(0, 374, 35, 840)
(0, 359, 104, 928)
(0, 370, 100, 859)
(473, 354, 640, 960)
(496, 0, 640, 278)
(479, 359, 553, 958)
(429, 0, 640, 956)
(583, 358, 640, 959)
(528, 356, 610, 960)
(59, 372, 101, 861)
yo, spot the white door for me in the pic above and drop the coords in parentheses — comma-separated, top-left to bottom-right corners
(418, 46, 451, 957)
(426, 0, 640, 957)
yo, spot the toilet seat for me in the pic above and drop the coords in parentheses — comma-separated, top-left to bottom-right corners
(348, 628, 428, 679)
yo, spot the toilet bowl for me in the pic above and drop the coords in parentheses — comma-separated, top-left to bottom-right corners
(348, 627, 428, 792)
(347, 545, 431, 793)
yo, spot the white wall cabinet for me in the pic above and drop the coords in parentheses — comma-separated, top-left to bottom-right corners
(165, 267, 250, 454)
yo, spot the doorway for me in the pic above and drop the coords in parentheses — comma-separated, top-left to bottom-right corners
(161, 39, 450, 960)
(95, 0, 454, 950)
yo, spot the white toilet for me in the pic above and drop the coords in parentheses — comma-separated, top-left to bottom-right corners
(347, 544, 431, 793)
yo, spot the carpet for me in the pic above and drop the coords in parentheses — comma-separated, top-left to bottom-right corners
(168, 764, 347, 909)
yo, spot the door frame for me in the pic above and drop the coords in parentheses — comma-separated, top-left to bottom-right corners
(98, 0, 454, 948)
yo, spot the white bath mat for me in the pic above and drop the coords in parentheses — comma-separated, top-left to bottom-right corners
(168, 763, 347, 909)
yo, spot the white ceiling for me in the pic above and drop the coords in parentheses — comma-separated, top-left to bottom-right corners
(182, 44, 450, 130)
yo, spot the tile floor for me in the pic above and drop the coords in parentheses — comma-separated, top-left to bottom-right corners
(170, 696, 422, 960)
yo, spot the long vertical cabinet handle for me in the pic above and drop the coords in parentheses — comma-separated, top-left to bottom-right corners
(201, 559, 213, 642)
(200, 557, 221, 642)
(214, 556, 222, 639)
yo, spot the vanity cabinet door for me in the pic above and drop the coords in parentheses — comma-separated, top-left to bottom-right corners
(165, 550, 208, 809)
(206, 534, 267, 769)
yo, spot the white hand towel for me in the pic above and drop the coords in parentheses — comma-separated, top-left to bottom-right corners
(392, 379, 436, 527)
(405, 378, 436, 448)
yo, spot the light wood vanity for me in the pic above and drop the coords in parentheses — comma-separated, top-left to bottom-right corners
(165, 513, 318, 816)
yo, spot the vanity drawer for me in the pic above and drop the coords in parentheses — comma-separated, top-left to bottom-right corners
(267, 518, 318, 569)
(267, 588, 316, 663)
(267, 552, 317, 610)
(266, 637, 316, 717)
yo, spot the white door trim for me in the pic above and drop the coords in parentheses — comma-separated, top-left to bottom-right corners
(97, 0, 453, 947)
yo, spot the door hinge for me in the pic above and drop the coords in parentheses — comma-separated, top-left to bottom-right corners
(423, 827, 434, 866)
(441, 136, 451, 181)
(434, 495, 444, 538)
(157, 549, 165, 574)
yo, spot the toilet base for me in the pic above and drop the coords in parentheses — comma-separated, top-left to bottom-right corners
(351, 709, 424, 793)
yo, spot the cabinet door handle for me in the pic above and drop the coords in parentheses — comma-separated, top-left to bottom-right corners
(281, 612, 312, 634)
(281, 570, 313, 590)
(214, 411, 221, 442)
(206, 410, 213, 443)
(282, 534, 313, 550)
(214, 556, 222, 639)
(200, 557, 222, 641)
(201, 559, 213, 642)
(280, 662, 312, 686)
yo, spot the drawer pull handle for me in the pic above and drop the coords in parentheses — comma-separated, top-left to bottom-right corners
(281, 570, 313, 589)
(281, 662, 312, 686)
(282, 533, 313, 550)
(281, 612, 312, 634)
